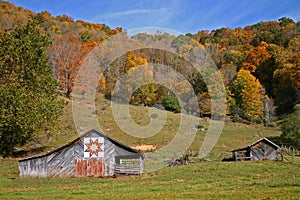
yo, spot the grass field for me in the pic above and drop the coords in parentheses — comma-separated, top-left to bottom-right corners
(0, 158, 299, 199)
(2, 95, 299, 199)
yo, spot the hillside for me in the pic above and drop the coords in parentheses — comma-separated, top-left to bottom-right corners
(1, 1, 299, 157)
(17, 93, 281, 162)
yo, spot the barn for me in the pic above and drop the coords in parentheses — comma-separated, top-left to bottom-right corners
(18, 129, 144, 178)
(232, 138, 281, 161)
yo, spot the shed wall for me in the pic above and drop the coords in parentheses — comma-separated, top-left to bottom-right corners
(250, 145, 278, 160)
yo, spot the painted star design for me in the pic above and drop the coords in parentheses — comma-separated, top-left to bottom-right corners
(85, 139, 102, 157)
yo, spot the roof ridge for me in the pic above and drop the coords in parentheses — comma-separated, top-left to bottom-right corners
(232, 137, 279, 152)
(18, 129, 142, 162)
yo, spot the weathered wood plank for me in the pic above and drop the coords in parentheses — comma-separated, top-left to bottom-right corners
(19, 129, 144, 178)
(115, 165, 142, 175)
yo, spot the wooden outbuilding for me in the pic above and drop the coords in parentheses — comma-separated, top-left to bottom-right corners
(18, 129, 144, 178)
(232, 138, 280, 161)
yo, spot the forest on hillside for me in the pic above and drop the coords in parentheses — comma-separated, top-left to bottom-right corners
(0, 1, 299, 156)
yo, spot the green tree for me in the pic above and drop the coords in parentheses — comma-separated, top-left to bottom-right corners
(280, 105, 300, 149)
(162, 95, 180, 112)
(278, 17, 295, 27)
(0, 22, 63, 157)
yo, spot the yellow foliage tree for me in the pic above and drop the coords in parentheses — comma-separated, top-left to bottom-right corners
(232, 69, 264, 121)
(125, 51, 147, 70)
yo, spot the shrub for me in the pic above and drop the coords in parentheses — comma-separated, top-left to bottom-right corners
(162, 95, 180, 112)
(281, 113, 300, 149)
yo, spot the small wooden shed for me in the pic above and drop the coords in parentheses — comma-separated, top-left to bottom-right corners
(232, 138, 280, 161)
(18, 129, 144, 178)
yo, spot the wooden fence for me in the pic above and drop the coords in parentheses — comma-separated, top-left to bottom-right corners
(280, 145, 300, 165)
(280, 145, 300, 156)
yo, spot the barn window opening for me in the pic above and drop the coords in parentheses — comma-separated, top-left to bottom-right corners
(120, 159, 140, 166)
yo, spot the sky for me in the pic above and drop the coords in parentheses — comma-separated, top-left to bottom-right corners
(7, 0, 300, 34)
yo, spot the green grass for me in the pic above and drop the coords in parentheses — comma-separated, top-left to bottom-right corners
(0, 159, 299, 199)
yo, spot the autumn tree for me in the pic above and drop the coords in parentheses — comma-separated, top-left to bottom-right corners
(241, 41, 271, 72)
(131, 83, 167, 106)
(272, 36, 300, 114)
(48, 34, 97, 98)
(231, 69, 264, 121)
(125, 51, 147, 70)
(48, 34, 82, 98)
(0, 22, 63, 156)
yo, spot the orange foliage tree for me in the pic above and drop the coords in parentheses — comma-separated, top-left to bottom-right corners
(241, 41, 271, 72)
(48, 34, 97, 98)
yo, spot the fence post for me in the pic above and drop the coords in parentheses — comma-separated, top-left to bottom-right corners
(292, 147, 295, 165)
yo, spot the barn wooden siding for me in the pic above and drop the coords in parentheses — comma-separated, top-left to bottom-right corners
(18, 129, 144, 178)
(232, 138, 280, 161)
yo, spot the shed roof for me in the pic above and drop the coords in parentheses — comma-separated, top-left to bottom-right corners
(232, 138, 280, 152)
(18, 129, 143, 162)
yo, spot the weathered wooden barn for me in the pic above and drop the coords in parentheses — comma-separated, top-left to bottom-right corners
(18, 129, 144, 178)
(232, 138, 280, 161)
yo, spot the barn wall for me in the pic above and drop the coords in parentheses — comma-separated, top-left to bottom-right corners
(46, 135, 116, 178)
(250, 143, 278, 161)
(113, 140, 143, 174)
(103, 136, 115, 176)
(91, 132, 142, 176)
(47, 142, 79, 177)
(19, 157, 47, 178)
(19, 130, 144, 178)
(84, 133, 115, 176)
(70, 134, 135, 177)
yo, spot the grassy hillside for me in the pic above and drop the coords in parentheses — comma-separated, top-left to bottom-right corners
(20, 94, 282, 161)
(2, 95, 299, 199)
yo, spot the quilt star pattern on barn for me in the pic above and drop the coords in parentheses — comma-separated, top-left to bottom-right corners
(84, 137, 104, 158)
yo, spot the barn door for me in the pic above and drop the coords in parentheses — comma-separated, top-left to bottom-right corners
(75, 136, 105, 177)
(74, 159, 104, 177)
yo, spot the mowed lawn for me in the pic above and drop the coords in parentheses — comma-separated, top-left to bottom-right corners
(0, 159, 299, 199)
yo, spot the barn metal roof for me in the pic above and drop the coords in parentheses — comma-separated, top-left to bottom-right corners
(232, 138, 280, 152)
(18, 129, 144, 162)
